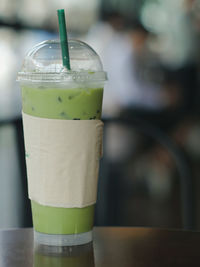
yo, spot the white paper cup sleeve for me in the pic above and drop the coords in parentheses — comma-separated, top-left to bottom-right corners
(22, 112, 104, 208)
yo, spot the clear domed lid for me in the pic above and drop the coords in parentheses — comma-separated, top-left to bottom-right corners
(18, 39, 107, 83)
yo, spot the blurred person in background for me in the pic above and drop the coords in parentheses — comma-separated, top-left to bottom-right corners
(86, 11, 182, 155)
(86, 14, 170, 117)
(86, 12, 184, 119)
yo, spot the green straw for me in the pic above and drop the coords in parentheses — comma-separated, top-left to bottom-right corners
(57, 9, 71, 70)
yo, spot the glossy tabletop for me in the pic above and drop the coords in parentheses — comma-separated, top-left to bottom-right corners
(0, 227, 199, 267)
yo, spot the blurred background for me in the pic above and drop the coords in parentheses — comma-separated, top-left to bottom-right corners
(0, 0, 200, 230)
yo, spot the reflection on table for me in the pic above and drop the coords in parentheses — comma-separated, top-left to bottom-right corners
(34, 242, 94, 267)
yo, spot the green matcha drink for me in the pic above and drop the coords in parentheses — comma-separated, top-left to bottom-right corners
(22, 87, 103, 120)
(18, 39, 107, 245)
(22, 86, 103, 235)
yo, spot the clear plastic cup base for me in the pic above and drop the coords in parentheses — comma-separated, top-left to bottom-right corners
(34, 230, 93, 246)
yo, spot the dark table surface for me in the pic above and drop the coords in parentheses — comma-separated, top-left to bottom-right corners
(1, 227, 200, 267)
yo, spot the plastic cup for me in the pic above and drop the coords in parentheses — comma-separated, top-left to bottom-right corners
(18, 39, 107, 246)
